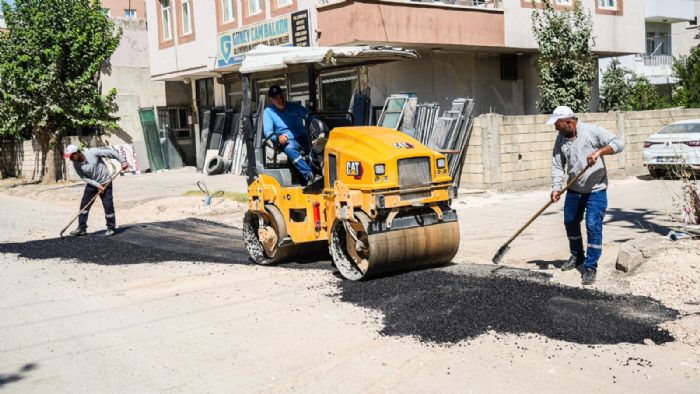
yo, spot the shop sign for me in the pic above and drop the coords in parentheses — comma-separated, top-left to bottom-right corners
(216, 10, 310, 68)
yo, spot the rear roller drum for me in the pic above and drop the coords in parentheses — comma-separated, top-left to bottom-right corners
(243, 205, 297, 265)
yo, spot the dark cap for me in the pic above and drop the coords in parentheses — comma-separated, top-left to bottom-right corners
(268, 85, 284, 98)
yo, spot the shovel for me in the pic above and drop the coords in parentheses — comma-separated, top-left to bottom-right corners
(492, 163, 593, 264)
(60, 171, 122, 239)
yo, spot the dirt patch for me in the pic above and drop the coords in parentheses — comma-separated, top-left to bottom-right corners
(338, 267, 678, 346)
(625, 244, 700, 313)
(118, 196, 246, 227)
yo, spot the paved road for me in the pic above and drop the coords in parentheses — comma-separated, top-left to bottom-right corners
(1, 176, 699, 393)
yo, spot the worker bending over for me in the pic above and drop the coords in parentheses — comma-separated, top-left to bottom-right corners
(64, 144, 128, 237)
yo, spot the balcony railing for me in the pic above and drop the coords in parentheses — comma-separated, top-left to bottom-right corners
(639, 54, 674, 67)
(316, 0, 503, 9)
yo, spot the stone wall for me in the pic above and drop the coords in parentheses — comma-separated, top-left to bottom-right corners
(460, 108, 700, 190)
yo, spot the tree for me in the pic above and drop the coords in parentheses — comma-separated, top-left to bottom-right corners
(0, 0, 121, 183)
(672, 32, 700, 108)
(600, 59, 667, 112)
(599, 59, 633, 112)
(531, 0, 596, 113)
(629, 75, 668, 111)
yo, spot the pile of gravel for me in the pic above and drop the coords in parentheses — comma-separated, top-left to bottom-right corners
(339, 268, 678, 345)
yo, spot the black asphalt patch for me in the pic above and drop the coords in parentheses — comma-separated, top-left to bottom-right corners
(1, 218, 331, 270)
(338, 266, 679, 345)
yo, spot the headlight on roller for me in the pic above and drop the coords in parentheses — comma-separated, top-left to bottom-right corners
(374, 164, 386, 175)
(436, 158, 446, 169)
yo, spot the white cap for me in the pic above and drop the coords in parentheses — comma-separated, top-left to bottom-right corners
(546, 106, 575, 125)
(63, 144, 79, 159)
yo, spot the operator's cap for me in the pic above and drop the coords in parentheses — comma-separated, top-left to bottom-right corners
(268, 85, 284, 98)
(546, 106, 575, 125)
(63, 144, 79, 158)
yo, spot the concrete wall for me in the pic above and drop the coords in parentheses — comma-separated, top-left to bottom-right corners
(503, 0, 645, 55)
(0, 136, 103, 181)
(100, 19, 167, 170)
(460, 108, 700, 190)
(369, 51, 541, 116)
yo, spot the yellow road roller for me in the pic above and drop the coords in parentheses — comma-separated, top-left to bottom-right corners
(237, 46, 460, 280)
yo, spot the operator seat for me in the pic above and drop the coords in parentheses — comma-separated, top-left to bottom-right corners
(308, 118, 329, 173)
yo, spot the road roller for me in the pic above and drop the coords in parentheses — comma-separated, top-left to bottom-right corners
(236, 45, 460, 280)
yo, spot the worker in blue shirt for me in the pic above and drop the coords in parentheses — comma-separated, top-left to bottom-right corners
(263, 85, 321, 186)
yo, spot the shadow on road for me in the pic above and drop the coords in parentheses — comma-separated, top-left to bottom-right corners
(527, 259, 566, 270)
(604, 207, 673, 236)
(0, 218, 331, 271)
(340, 266, 679, 345)
(0, 363, 38, 389)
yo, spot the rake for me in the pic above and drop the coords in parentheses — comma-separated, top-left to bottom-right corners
(492, 163, 592, 264)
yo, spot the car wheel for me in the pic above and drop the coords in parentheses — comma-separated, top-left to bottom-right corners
(648, 168, 663, 179)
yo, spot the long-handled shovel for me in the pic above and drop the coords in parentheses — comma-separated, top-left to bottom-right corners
(492, 163, 593, 264)
(60, 171, 121, 239)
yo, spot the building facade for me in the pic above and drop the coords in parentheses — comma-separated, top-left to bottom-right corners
(94, 0, 168, 170)
(144, 0, 648, 166)
(599, 0, 698, 97)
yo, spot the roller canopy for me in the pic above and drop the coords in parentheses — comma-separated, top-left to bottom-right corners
(237, 45, 418, 74)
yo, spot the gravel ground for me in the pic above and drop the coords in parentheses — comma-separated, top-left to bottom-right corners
(2, 175, 700, 392)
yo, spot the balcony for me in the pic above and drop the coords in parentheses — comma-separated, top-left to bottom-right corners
(316, 0, 504, 49)
(646, 0, 695, 23)
(626, 55, 676, 85)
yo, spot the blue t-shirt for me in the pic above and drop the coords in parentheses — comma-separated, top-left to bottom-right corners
(263, 102, 310, 145)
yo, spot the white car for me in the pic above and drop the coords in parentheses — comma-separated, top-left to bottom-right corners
(643, 120, 700, 178)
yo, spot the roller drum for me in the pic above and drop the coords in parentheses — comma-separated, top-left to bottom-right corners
(331, 211, 460, 280)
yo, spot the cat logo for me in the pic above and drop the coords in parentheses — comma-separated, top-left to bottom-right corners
(393, 142, 414, 149)
(346, 161, 363, 179)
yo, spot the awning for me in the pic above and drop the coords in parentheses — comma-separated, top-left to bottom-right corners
(234, 45, 418, 74)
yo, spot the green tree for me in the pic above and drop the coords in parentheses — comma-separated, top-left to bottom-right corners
(599, 59, 633, 112)
(672, 32, 700, 108)
(600, 59, 668, 112)
(0, 0, 121, 182)
(531, 0, 596, 113)
(629, 74, 668, 111)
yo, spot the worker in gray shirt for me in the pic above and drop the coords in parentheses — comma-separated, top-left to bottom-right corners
(548, 106, 624, 285)
(64, 144, 128, 236)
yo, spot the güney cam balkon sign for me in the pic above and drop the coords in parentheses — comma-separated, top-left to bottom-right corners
(217, 10, 310, 68)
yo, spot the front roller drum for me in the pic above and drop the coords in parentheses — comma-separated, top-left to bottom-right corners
(330, 213, 460, 280)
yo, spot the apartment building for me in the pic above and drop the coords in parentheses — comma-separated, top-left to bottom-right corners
(94, 0, 168, 170)
(145, 0, 645, 164)
(599, 0, 698, 97)
(102, 0, 148, 20)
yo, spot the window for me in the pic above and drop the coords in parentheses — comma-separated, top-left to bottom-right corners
(161, 0, 172, 41)
(321, 71, 357, 112)
(555, 0, 572, 5)
(222, 0, 235, 22)
(181, 0, 192, 35)
(500, 54, 518, 81)
(278, 0, 292, 7)
(646, 32, 670, 56)
(158, 107, 193, 139)
(599, 0, 616, 9)
(249, 0, 262, 15)
(124, 9, 137, 19)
